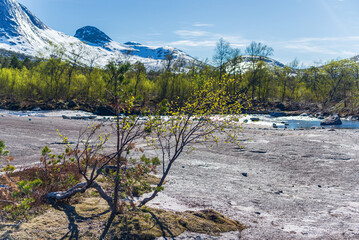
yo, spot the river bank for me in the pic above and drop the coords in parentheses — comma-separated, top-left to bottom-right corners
(2, 98, 359, 119)
(1, 113, 359, 239)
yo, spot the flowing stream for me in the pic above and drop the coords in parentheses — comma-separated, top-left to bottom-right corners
(2, 109, 359, 130)
(243, 114, 359, 129)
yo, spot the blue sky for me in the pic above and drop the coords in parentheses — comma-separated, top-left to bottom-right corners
(17, 0, 359, 67)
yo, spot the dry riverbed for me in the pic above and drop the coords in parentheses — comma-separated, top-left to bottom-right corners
(1, 113, 359, 239)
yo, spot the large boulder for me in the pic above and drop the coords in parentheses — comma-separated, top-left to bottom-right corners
(270, 111, 286, 117)
(320, 114, 342, 126)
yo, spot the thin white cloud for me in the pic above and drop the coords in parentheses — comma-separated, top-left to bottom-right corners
(192, 23, 214, 27)
(169, 40, 217, 47)
(340, 50, 356, 56)
(292, 36, 359, 43)
(174, 30, 210, 37)
(172, 28, 249, 49)
(272, 35, 359, 58)
(284, 43, 337, 55)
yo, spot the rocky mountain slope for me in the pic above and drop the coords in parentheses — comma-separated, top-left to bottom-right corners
(0, 0, 197, 70)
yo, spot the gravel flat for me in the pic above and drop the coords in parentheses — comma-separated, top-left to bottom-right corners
(1, 114, 359, 239)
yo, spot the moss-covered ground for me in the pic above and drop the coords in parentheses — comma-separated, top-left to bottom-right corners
(0, 193, 245, 239)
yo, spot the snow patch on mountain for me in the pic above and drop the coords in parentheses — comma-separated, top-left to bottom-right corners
(226, 55, 286, 73)
(0, 0, 198, 70)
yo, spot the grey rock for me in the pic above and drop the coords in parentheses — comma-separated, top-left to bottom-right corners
(320, 114, 342, 126)
(270, 111, 286, 117)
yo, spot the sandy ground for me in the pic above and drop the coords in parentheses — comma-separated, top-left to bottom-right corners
(1, 113, 359, 239)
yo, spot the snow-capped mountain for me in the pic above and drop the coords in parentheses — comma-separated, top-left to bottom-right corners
(0, 0, 197, 70)
(225, 55, 286, 73)
(74, 26, 113, 47)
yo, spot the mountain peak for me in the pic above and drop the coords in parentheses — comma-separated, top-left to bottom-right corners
(124, 41, 142, 46)
(0, 0, 47, 39)
(74, 26, 112, 46)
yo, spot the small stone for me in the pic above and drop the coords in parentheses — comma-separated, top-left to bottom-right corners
(32, 107, 42, 111)
(182, 166, 185, 168)
(241, 172, 248, 177)
(318, 185, 322, 188)
(255, 212, 261, 215)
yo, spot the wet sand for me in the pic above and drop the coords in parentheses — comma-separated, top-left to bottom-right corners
(1, 113, 359, 239)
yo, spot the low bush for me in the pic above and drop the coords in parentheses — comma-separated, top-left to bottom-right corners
(0, 145, 82, 220)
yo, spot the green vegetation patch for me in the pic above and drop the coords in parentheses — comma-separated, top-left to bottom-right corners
(1, 195, 245, 240)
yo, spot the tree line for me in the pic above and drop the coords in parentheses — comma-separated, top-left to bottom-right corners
(1, 39, 359, 112)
